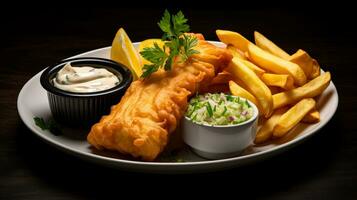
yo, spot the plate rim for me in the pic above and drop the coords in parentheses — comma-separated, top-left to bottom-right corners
(17, 43, 339, 169)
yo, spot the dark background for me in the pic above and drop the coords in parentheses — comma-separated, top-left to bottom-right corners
(1, 5, 357, 199)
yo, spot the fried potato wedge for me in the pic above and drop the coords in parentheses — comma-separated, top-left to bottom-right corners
(216, 30, 252, 52)
(229, 81, 259, 107)
(248, 44, 307, 86)
(254, 31, 290, 60)
(226, 45, 247, 60)
(254, 107, 288, 144)
(273, 98, 316, 137)
(227, 57, 273, 117)
(273, 72, 331, 109)
(302, 109, 320, 123)
(261, 73, 294, 90)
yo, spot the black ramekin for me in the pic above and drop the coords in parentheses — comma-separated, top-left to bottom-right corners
(40, 57, 132, 126)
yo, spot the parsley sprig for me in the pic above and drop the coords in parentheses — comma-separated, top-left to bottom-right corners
(34, 117, 62, 136)
(140, 10, 200, 78)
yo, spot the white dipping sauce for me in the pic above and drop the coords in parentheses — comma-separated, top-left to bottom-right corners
(53, 63, 121, 93)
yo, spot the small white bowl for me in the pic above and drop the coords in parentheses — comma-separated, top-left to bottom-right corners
(182, 97, 259, 159)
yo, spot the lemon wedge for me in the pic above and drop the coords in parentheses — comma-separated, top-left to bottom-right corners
(111, 28, 142, 80)
(138, 39, 166, 66)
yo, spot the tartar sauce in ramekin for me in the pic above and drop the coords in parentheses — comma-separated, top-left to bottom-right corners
(52, 63, 121, 93)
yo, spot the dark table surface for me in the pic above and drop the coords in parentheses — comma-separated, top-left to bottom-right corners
(1, 7, 356, 199)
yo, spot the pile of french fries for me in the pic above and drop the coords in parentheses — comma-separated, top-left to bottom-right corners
(213, 30, 331, 144)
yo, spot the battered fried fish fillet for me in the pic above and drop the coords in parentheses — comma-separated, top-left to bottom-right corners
(87, 35, 232, 161)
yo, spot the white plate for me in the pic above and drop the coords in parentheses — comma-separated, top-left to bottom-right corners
(17, 42, 339, 173)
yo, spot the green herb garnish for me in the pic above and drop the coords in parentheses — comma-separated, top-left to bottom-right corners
(187, 102, 198, 117)
(206, 102, 213, 117)
(140, 10, 199, 78)
(221, 106, 227, 116)
(245, 99, 251, 108)
(192, 113, 198, 121)
(226, 95, 234, 102)
(33, 117, 62, 136)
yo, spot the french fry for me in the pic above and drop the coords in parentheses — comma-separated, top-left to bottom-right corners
(226, 45, 246, 60)
(254, 31, 290, 60)
(242, 59, 265, 77)
(310, 59, 321, 79)
(244, 51, 250, 59)
(289, 49, 314, 78)
(216, 30, 252, 52)
(248, 43, 307, 86)
(231, 76, 249, 89)
(273, 72, 331, 109)
(254, 107, 288, 144)
(273, 98, 316, 137)
(289, 49, 322, 80)
(229, 81, 259, 107)
(228, 66, 264, 93)
(302, 109, 320, 123)
(261, 73, 294, 90)
(231, 56, 265, 76)
(227, 57, 273, 117)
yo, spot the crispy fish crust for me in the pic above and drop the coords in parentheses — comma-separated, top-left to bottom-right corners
(87, 36, 232, 161)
